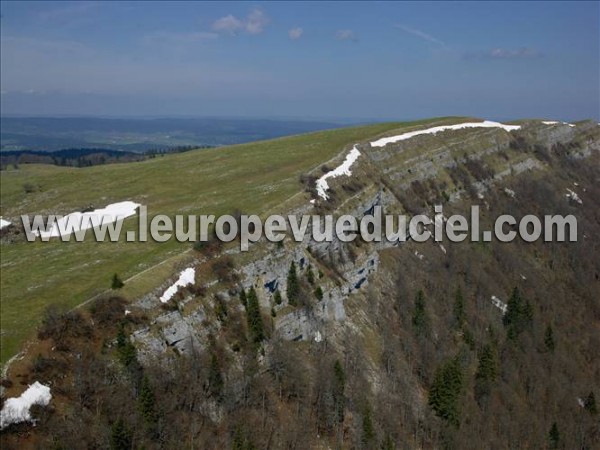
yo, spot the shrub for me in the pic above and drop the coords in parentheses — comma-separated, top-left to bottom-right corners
(111, 273, 124, 289)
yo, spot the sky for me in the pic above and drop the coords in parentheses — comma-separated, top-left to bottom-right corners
(0, 1, 598, 121)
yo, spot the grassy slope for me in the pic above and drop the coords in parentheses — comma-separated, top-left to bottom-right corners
(0, 118, 468, 364)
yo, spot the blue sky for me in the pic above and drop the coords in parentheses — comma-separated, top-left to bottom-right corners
(0, 1, 598, 121)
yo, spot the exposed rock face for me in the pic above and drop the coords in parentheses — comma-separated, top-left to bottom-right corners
(132, 120, 600, 361)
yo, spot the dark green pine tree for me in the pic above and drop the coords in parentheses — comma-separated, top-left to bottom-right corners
(246, 287, 265, 343)
(544, 324, 555, 353)
(474, 342, 498, 402)
(412, 290, 429, 336)
(116, 324, 137, 368)
(428, 358, 464, 426)
(503, 287, 533, 340)
(333, 360, 346, 424)
(286, 261, 300, 307)
(453, 286, 465, 328)
(361, 404, 375, 448)
(548, 422, 560, 449)
(112, 273, 124, 289)
(584, 391, 597, 415)
(138, 375, 157, 426)
(314, 286, 324, 301)
(273, 289, 282, 305)
(110, 418, 132, 450)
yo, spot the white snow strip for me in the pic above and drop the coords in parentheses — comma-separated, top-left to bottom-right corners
(578, 397, 586, 408)
(315, 120, 521, 201)
(490, 295, 508, 314)
(369, 120, 521, 148)
(0, 382, 52, 430)
(542, 120, 575, 127)
(414, 250, 424, 260)
(439, 244, 447, 254)
(34, 201, 141, 238)
(565, 188, 582, 205)
(520, 274, 527, 280)
(160, 267, 196, 303)
(315, 145, 361, 200)
(0, 218, 11, 229)
(314, 331, 323, 343)
(124, 309, 131, 316)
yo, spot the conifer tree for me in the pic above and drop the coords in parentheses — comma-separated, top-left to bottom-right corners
(333, 360, 346, 424)
(584, 391, 597, 415)
(138, 375, 157, 425)
(548, 422, 560, 449)
(246, 287, 265, 343)
(475, 342, 498, 402)
(286, 261, 300, 306)
(453, 286, 465, 328)
(273, 289, 282, 305)
(112, 273, 124, 289)
(412, 290, 428, 336)
(544, 324, 555, 353)
(314, 286, 324, 301)
(428, 358, 464, 426)
(362, 404, 375, 448)
(110, 418, 132, 450)
(503, 287, 533, 339)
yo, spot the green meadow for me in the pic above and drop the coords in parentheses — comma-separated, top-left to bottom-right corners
(0, 118, 464, 364)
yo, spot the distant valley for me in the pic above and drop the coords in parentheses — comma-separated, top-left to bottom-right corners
(0, 117, 340, 153)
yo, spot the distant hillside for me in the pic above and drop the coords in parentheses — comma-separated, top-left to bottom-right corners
(0, 117, 340, 153)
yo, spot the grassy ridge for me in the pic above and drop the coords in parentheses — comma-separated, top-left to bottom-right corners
(0, 118, 465, 364)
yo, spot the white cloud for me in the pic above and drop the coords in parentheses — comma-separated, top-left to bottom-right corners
(336, 29, 357, 42)
(396, 24, 445, 46)
(212, 8, 269, 36)
(288, 27, 303, 40)
(246, 9, 269, 35)
(212, 14, 245, 34)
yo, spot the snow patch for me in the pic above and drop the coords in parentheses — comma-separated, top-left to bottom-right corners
(504, 188, 516, 198)
(0, 218, 11, 229)
(314, 331, 323, 343)
(565, 188, 582, 204)
(316, 146, 361, 200)
(315, 120, 521, 202)
(439, 244, 447, 255)
(0, 382, 52, 430)
(490, 296, 508, 314)
(34, 201, 141, 238)
(125, 309, 131, 316)
(160, 268, 196, 303)
(369, 120, 521, 148)
(542, 120, 575, 127)
(414, 250, 424, 260)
